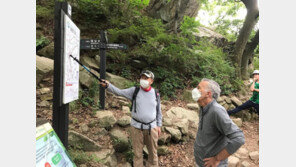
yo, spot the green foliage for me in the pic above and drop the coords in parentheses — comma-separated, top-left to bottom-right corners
(200, 0, 246, 42)
(68, 149, 103, 165)
(36, 4, 54, 19)
(37, 0, 246, 99)
(190, 40, 241, 94)
(36, 36, 50, 49)
(69, 101, 78, 112)
(180, 16, 200, 38)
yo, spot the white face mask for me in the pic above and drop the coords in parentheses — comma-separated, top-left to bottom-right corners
(192, 88, 201, 101)
(140, 79, 150, 88)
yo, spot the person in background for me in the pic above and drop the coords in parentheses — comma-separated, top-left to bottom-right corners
(100, 70, 162, 167)
(228, 70, 259, 115)
(192, 78, 245, 167)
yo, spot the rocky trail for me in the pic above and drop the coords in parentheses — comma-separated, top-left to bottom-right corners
(36, 75, 259, 167)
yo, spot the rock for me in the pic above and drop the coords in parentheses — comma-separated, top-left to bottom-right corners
(157, 146, 171, 156)
(90, 148, 117, 166)
(110, 129, 130, 152)
(225, 97, 232, 104)
(251, 112, 259, 120)
(36, 55, 54, 84)
(37, 42, 54, 59)
(235, 147, 249, 159)
(187, 103, 200, 111)
(131, 59, 148, 69)
(119, 100, 130, 106)
(241, 161, 250, 167)
(158, 132, 171, 145)
(117, 162, 132, 167)
(189, 120, 198, 130)
(188, 130, 197, 139)
(222, 103, 229, 111)
(231, 96, 243, 106)
(161, 104, 167, 111)
(249, 151, 259, 161)
(175, 119, 189, 135)
(165, 127, 182, 142)
(117, 116, 131, 127)
(232, 118, 243, 127)
(236, 110, 252, 122)
(166, 107, 199, 123)
(110, 100, 119, 108)
(194, 26, 227, 46)
(217, 96, 224, 103)
(80, 164, 87, 167)
(220, 95, 227, 101)
(163, 117, 173, 126)
(68, 130, 101, 151)
(95, 110, 117, 128)
(229, 104, 236, 110)
(122, 106, 131, 114)
(181, 90, 195, 103)
(40, 93, 53, 101)
(79, 68, 98, 88)
(91, 148, 114, 160)
(115, 96, 128, 101)
(80, 124, 89, 133)
(106, 72, 133, 89)
(38, 100, 50, 107)
(147, 0, 200, 32)
(162, 100, 172, 106)
(97, 128, 108, 136)
(81, 56, 100, 70)
(104, 154, 118, 167)
(228, 156, 240, 167)
(40, 87, 50, 94)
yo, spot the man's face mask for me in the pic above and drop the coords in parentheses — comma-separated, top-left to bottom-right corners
(192, 88, 201, 102)
(140, 79, 150, 88)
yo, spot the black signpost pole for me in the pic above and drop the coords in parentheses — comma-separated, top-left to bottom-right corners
(53, 1, 70, 148)
(99, 31, 107, 110)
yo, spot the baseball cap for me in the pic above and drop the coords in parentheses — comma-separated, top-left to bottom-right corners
(252, 70, 259, 75)
(140, 70, 155, 80)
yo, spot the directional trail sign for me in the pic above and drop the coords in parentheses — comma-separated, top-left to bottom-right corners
(80, 39, 100, 50)
(80, 39, 128, 50)
(79, 37, 128, 110)
(106, 43, 128, 50)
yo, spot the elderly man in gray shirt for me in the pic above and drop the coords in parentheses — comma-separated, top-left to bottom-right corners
(192, 78, 245, 167)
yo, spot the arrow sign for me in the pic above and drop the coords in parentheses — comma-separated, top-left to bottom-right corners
(80, 39, 100, 49)
(106, 44, 128, 50)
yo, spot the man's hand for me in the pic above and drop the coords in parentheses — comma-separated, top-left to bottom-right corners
(203, 157, 220, 167)
(99, 79, 109, 88)
(156, 126, 161, 137)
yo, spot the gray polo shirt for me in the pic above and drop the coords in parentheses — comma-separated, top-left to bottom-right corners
(194, 100, 245, 167)
(106, 83, 162, 129)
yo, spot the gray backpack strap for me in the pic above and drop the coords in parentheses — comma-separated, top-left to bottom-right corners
(154, 89, 160, 113)
(131, 86, 140, 113)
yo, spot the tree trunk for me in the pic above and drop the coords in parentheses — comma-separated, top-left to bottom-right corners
(233, 0, 259, 78)
(241, 30, 259, 79)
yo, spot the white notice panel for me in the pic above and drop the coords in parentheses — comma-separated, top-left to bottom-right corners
(63, 14, 80, 104)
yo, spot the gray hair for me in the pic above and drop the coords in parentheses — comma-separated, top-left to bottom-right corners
(201, 78, 221, 100)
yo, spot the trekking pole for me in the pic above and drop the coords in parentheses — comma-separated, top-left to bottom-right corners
(69, 55, 106, 83)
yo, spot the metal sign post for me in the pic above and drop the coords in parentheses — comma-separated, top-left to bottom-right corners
(52, 1, 71, 148)
(99, 31, 107, 110)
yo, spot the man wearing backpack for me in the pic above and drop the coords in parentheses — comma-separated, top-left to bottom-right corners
(100, 70, 162, 167)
